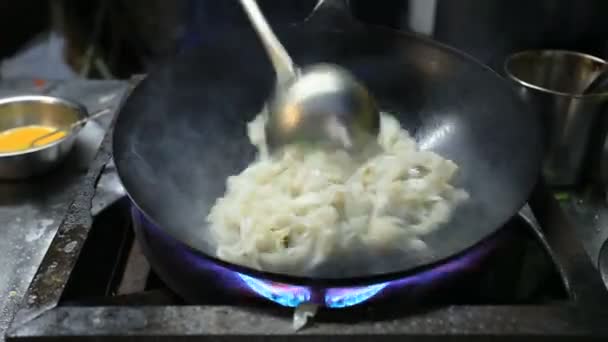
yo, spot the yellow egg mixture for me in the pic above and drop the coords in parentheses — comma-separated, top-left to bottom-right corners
(0, 126, 66, 153)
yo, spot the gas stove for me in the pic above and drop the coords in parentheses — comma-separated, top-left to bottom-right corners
(5, 84, 608, 341)
(69, 201, 566, 309)
(128, 204, 563, 309)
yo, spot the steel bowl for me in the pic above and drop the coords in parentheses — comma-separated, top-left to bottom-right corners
(0, 95, 88, 180)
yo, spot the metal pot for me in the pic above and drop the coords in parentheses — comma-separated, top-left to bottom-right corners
(504, 50, 608, 187)
(0, 95, 87, 179)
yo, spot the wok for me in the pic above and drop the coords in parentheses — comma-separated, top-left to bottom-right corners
(113, 0, 542, 287)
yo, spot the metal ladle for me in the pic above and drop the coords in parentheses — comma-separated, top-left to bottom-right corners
(239, 0, 379, 151)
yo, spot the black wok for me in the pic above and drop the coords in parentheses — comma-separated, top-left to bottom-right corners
(113, 0, 543, 287)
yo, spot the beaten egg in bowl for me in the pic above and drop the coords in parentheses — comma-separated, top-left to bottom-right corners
(0, 125, 66, 153)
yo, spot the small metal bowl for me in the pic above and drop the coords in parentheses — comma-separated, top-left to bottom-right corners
(0, 95, 87, 180)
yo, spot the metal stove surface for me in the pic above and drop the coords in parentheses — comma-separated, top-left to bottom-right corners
(5, 93, 608, 340)
(0, 80, 129, 341)
(7, 168, 608, 339)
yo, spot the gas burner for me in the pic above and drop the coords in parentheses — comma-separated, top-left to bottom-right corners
(234, 235, 495, 308)
(237, 272, 388, 308)
(128, 200, 520, 308)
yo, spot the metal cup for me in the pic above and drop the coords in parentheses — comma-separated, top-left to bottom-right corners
(505, 50, 608, 186)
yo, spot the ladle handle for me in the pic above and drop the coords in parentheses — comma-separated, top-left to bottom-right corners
(69, 108, 113, 129)
(239, 0, 297, 86)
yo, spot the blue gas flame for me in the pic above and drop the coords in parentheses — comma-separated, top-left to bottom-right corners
(237, 273, 311, 307)
(324, 283, 389, 308)
(238, 272, 389, 308)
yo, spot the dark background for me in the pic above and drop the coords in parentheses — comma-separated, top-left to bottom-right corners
(1, 0, 608, 79)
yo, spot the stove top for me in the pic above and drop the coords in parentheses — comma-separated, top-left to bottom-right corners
(5, 84, 608, 340)
(62, 199, 567, 308)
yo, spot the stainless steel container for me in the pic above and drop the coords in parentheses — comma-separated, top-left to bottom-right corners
(504, 50, 608, 186)
(0, 95, 87, 179)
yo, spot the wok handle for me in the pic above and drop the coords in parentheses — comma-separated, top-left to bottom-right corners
(304, 0, 359, 30)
